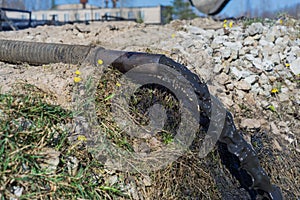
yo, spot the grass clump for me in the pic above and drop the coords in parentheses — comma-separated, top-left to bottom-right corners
(0, 87, 127, 199)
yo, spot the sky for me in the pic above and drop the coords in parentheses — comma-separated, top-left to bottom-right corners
(24, 0, 300, 18)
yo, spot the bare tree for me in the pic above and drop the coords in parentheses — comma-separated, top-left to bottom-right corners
(112, 0, 118, 8)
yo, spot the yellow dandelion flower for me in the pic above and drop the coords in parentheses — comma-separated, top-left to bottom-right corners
(285, 63, 290, 68)
(75, 70, 81, 75)
(74, 77, 82, 83)
(171, 33, 176, 38)
(229, 21, 233, 28)
(116, 82, 121, 87)
(97, 59, 104, 65)
(77, 135, 87, 141)
(271, 88, 279, 94)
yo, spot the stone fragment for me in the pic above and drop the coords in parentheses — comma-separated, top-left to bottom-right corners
(213, 64, 224, 74)
(290, 58, 300, 75)
(107, 175, 119, 185)
(235, 80, 251, 91)
(259, 38, 274, 47)
(263, 60, 274, 72)
(218, 94, 234, 107)
(275, 36, 290, 47)
(226, 83, 234, 91)
(220, 47, 231, 59)
(211, 35, 228, 48)
(244, 93, 256, 106)
(239, 48, 246, 56)
(273, 139, 283, 151)
(143, 175, 152, 186)
(278, 93, 290, 102)
(230, 67, 251, 80)
(290, 46, 300, 57)
(252, 58, 265, 70)
(250, 48, 259, 57)
(244, 75, 258, 85)
(67, 156, 79, 176)
(265, 32, 276, 43)
(12, 186, 24, 199)
(259, 73, 269, 85)
(223, 41, 243, 50)
(187, 26, 203, 35)
(244, 36, 255, 46)
(38, 148, 60, 174)
(216, 73, 230, 85)
(240, 118, 261, 129)
(246, 23, 264, 36)
(270, 53, 281, 64)
(286, 53, 297, 64)
(245, 54, 256, 61)
(235, 89, 246, 99)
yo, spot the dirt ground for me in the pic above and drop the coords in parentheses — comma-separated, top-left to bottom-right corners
(0, 18, 299, 199)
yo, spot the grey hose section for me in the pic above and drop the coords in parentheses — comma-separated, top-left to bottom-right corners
(0, 39, 93, 65)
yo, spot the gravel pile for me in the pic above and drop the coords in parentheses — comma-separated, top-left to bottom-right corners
(0, 17, 299, 198)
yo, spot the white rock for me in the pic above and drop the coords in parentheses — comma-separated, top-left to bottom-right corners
(226, 83, 235, 91)
(239, 48, 246, 56)
(259, 38, 274, 47)
(218, 94, 234, 107)
(240, 118, 261, 129)
(216, 73, 230, 85)
(12, 186, 24, 198)
(236, 89, 246, 99)
(235, 80, 251, 91)
(250, 48, 259, 57)
(67, 156, 79, 176)
(270, 53, 281, 64)
(223, 41, 243, 50)
(275, 36, 290, 47)
(107, 175, 119, 185)
(230, 67, 251, 80)
(244, 75, 258, 85)
(263, 60, 275, 72)
(247, 22, 264, 36)
(244, 36, 255, 46)
(278, 93, 290, 102)
(259, 73, 269, 85)
(213, 64, 224, 74)
(270, 122, 281, 135)
(290, 58, 300, 75)
(38, 148, 60, 174)
(252, 58, 264, 70)
(286, 53, 297, 64)
(245, 54, 256, 61)
(143, 175, 152, 186)
(231, 49, 238, 60)
(251, 83, 264, 95)
(211, 35, 228, 48)
(187, 26, 204, 35)
(220, 47, 231, 59)
(273, 139, 283, 151)
(265, 32, 276, 43)
(290, 46, 300, 57)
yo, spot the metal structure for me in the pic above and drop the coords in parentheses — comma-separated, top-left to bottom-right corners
(189, 0, 231, 15)
(0, 7, 31, 31)
(0, 39, 283, 200)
